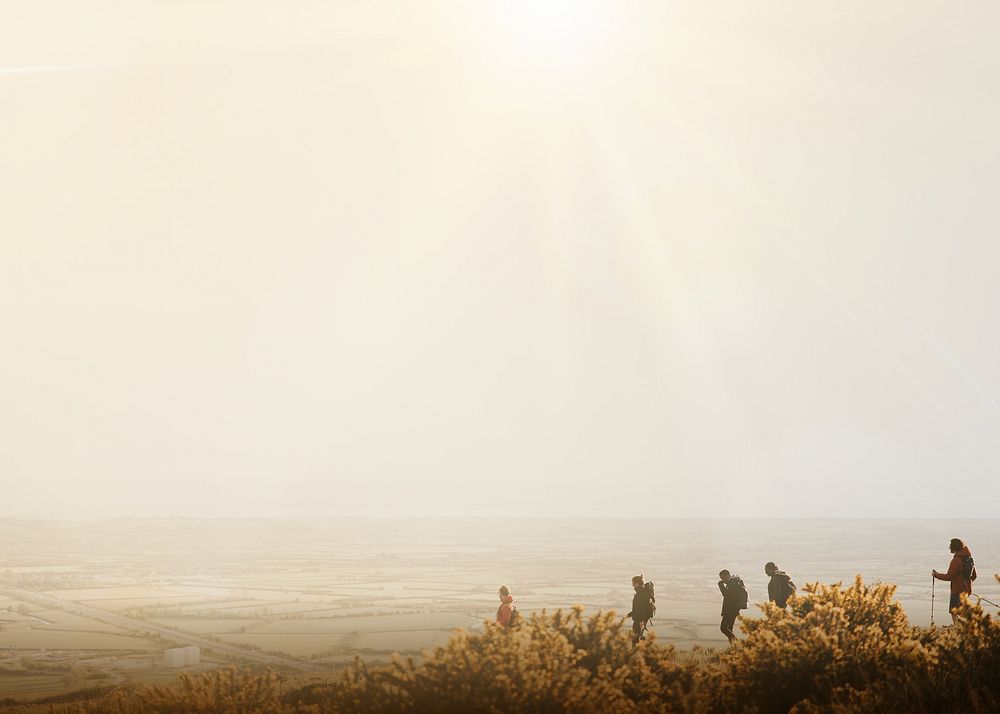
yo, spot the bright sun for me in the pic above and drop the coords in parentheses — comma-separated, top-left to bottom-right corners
(470, 0, 621, 87)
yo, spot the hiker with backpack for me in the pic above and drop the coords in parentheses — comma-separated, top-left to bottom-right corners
(933, 538, 978, 624)
(626, 575, 656, 645)
(496, 585, 518, 628)
(765, 562, 795, 609)
(718, 570, 748, 645)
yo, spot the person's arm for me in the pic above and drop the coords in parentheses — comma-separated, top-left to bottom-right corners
(497, 604, 511, 627)
(718, 581, 726, 596)
(933, 556, 960, 581)
(767, 579, 776, 602)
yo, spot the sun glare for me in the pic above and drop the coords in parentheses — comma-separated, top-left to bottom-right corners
(471, 0, 621, 87)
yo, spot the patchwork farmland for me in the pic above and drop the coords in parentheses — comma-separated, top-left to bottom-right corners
(2, 518, 999, 702)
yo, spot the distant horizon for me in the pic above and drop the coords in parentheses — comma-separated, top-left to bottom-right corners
(4, 475, 995, 520)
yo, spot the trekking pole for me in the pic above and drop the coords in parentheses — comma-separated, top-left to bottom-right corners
(930, 575, 935, 627)
(976, 595, 1000, 609)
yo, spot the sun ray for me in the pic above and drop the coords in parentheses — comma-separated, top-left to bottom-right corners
(582, 98, 751, 447)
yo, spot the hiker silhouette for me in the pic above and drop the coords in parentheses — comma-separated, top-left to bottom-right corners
(718, 570, 747, 644)
(932, 538, 977, 625)
(765, 562, 795, 609)
(626, 575, 655, 645)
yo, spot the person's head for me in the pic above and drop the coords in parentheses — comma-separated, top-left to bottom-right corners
(949, 538, 965, 554)
(719, 570, 731, 582)
(764, 562, 778, 576)
(498, 585, 510, 598)
(632, 575, 643, 589)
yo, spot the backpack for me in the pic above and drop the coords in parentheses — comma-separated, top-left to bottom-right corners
(780, 574, 796, 602)
(500, 603, 519, 628)
(732, 576, 749, 610)
(642, 582, 656, 621)
(962, 556, 976, 581)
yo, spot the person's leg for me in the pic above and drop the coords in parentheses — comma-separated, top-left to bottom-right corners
(631, 618, 642, 645)
(720, 613, 736, 644)
(949, 593, 961, 625)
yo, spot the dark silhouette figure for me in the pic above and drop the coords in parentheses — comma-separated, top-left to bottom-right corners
(627, 575, 655, 645)
(765, 562, 795, 609)
(718, 570, 747, 645)
(933, 538, 977, 625)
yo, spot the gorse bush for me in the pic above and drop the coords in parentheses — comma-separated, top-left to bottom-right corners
(912, 599, 1000, 714)
(6, 578, 1000, 714)
(719, 577, 936, 713)
(292, 608, 702, 714)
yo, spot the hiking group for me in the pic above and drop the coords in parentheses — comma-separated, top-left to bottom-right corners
(495, 538, 982, 645)
(717, 562, 793, 644)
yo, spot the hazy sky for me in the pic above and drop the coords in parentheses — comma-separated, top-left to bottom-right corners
(3, 2, 999, 518)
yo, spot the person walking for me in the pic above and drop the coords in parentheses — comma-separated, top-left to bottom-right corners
(626, 575, 655, 646)
(718, 570, 748, 645)
(765, 562, 795, 609)
(496, 585, 518, 628)
(933, 538, 978, 624)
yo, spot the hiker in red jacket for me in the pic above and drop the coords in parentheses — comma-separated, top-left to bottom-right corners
(496, 585, 517, 628)
(933, 538, 978, 624)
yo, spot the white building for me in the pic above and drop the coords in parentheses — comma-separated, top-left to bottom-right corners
(164, 646, 200, 668)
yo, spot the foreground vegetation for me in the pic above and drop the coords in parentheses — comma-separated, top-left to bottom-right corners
(3, 576, 999, 713)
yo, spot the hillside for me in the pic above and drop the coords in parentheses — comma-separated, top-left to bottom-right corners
(2, 577, 998, 713)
